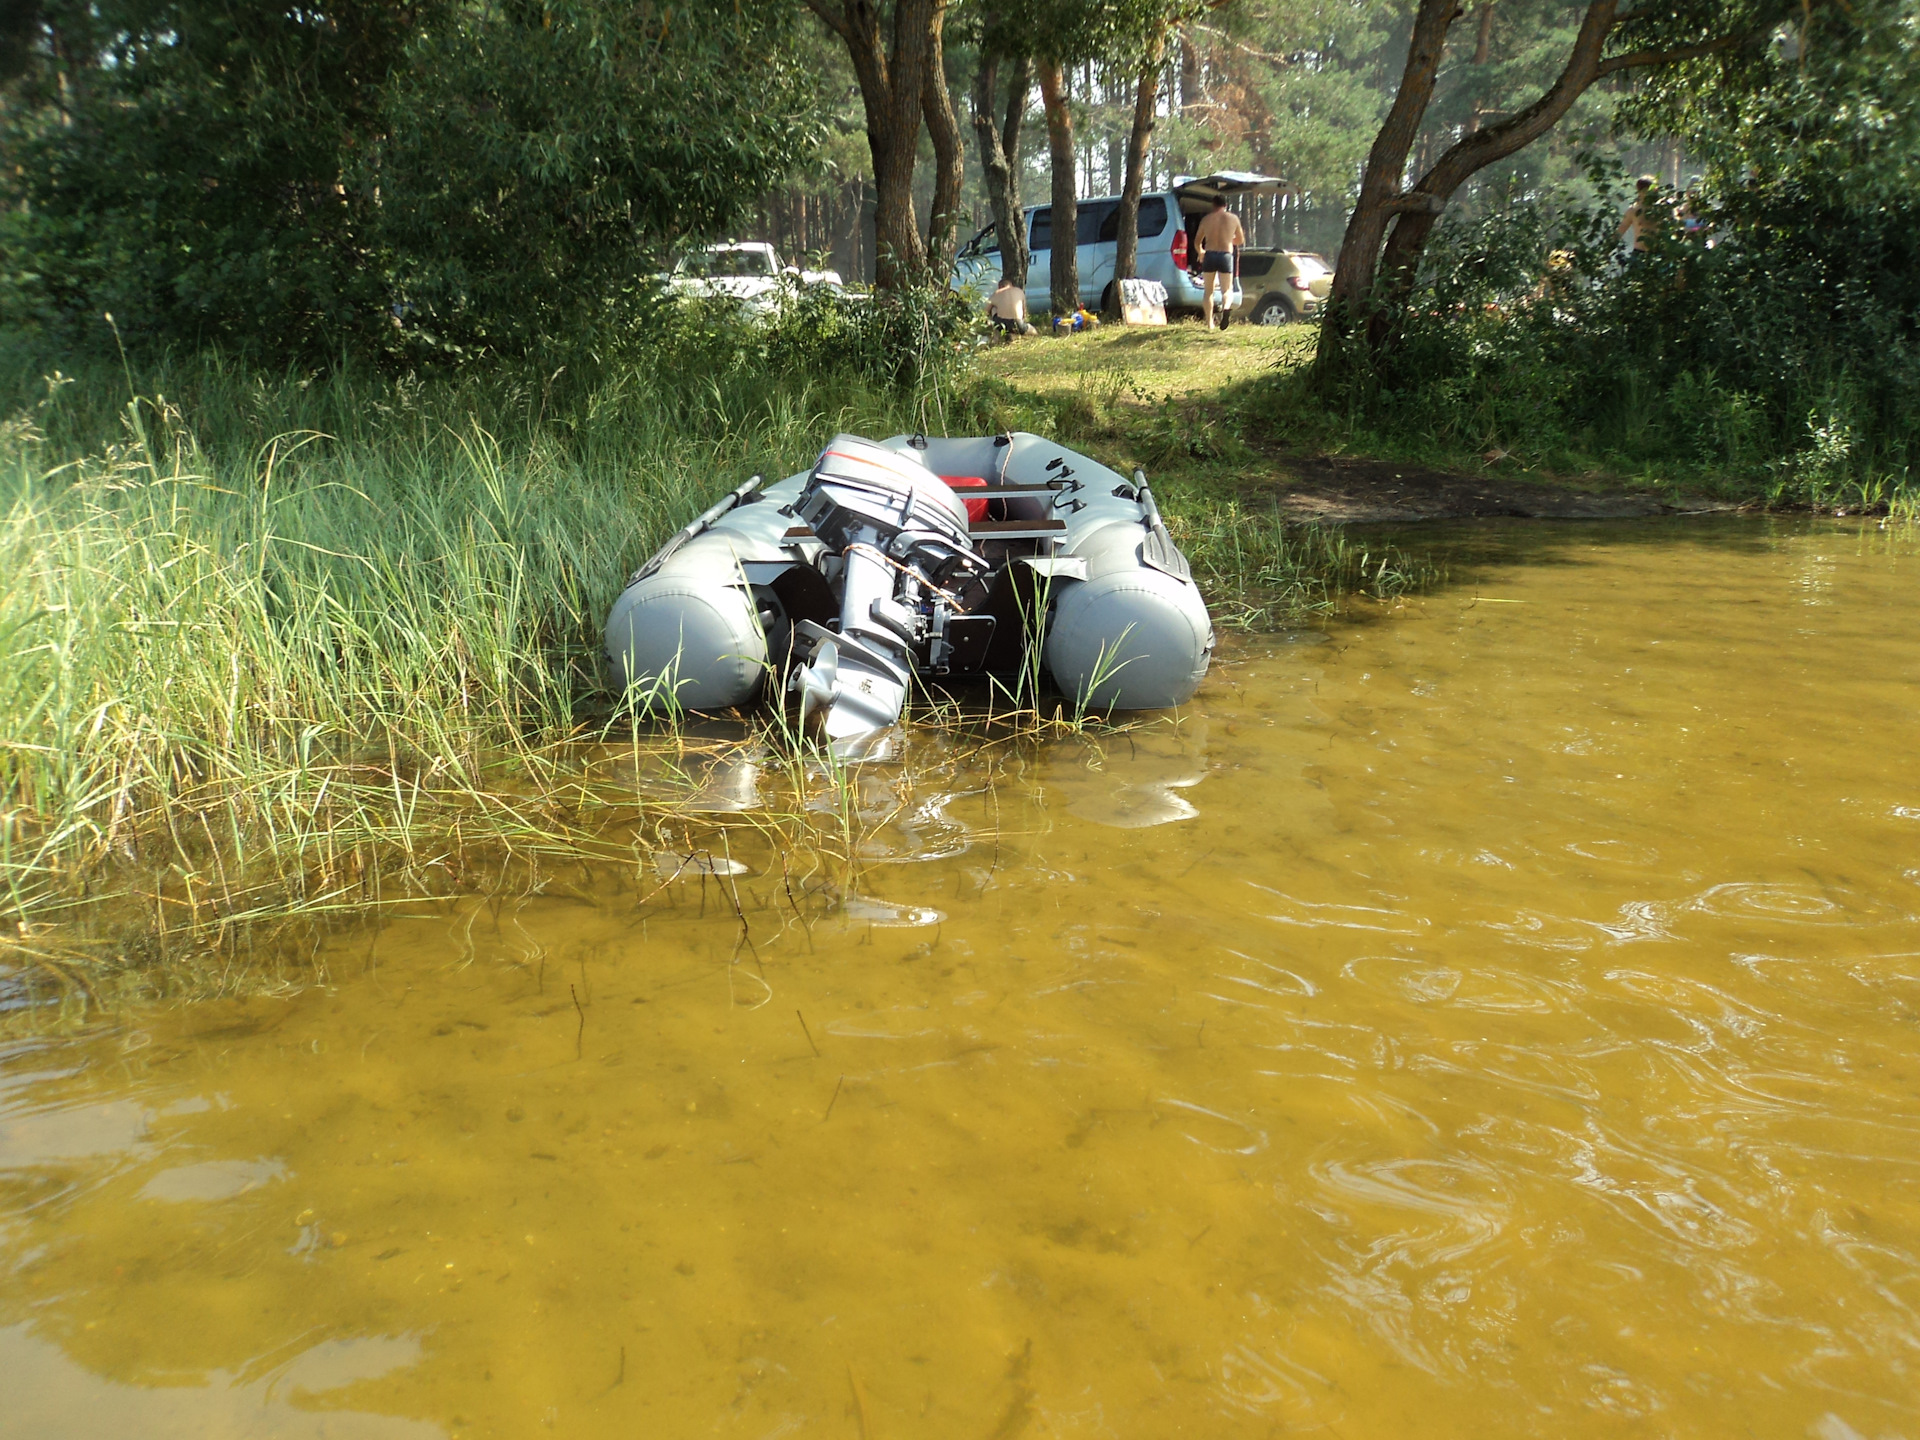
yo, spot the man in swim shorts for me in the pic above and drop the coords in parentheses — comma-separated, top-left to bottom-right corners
(1194, 196, 1244, 331)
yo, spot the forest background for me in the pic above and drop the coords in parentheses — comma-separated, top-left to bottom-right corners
(1, 0, 1914, 498)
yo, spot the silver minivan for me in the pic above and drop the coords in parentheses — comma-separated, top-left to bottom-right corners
(951, 171, 1287, 317)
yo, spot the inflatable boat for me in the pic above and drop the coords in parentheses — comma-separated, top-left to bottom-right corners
(604, 432, 1213, 744)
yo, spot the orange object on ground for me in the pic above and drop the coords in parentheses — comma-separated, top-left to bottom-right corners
(940, 475, 989, 522)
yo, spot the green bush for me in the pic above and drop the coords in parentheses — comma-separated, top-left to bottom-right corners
(755, 284, 983, 392)
(1296, 175, 1919, 505)
(0, 0, 823, 366)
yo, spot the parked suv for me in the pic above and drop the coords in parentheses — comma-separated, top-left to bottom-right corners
(663, 242, 843, 319)
(1233, 250, 1333, 325)
(951, 172, 1287, 318)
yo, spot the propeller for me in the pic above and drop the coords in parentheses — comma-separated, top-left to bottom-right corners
(790, 637, 840, 735)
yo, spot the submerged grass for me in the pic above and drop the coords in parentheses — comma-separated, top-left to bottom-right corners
(0, 343, 1434, 1009)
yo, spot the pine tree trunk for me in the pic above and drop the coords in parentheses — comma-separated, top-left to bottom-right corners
(1037, 57, 1077, 317)
(870, 109, 927, 288)
(1323, 0, 1459, 334)
(970, 51, 1031, 287)
(1113, 25, 1167, 294)
(806, 0, 941, 290)
(1467, 3, 1496, 133)
(922, 9, 965, 280)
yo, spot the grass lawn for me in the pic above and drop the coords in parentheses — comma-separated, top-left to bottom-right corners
(965, 321, 1315, 505)
(978, 319, 1314, 406)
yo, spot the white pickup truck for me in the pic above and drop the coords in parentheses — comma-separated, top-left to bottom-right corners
(664, 242, 845, 318)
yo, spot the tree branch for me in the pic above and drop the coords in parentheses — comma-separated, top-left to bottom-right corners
(1596, 33, 1743, 74)
(1190, 22, 1296, 66)
(804, 0, 853, 46)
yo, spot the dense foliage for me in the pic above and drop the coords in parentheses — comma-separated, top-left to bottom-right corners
(0, 0, 823, 362)
(1293, 169, 1916, 502)
(3, 0, 1913, 495)
(1289, 0, 1919, 501)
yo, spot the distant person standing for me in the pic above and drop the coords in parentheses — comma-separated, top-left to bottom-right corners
(1194, 196, 1244, 331)
(987, 276, 1035, 339)
(1617, 175, 1657, 260)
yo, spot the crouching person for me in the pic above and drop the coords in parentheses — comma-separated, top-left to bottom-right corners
(988, 277, 1036, 339)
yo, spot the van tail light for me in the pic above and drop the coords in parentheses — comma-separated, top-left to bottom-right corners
(1171, 231, 1189, 268)
(1288, 276, 1310, 291)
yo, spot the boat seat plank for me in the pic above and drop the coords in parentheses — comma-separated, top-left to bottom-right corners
(969, 519, 1067, 537)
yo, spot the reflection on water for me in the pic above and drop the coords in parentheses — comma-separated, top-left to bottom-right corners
(1, 1324, 435, 1438)
(4, 518, 1920, 1439)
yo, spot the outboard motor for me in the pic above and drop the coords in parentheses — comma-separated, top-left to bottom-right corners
(787, 436, 993, 742)
(603, 430, 1214, 749)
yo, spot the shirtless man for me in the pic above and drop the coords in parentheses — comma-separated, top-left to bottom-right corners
(1194, 196, 1245, 330)
(1617, 175, 1656, 260)
(987, 276, 1034, 339)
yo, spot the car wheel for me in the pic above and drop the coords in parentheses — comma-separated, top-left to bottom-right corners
(1254, 295, 1292, 326)
(1099, 282, 1119, 318)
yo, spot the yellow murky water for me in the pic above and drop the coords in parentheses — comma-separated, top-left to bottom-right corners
(6, 518, 1920, 1439)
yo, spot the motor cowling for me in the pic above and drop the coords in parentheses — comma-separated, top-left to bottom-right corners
(788, 436, 992, 745)
(794, 436, 973, 554)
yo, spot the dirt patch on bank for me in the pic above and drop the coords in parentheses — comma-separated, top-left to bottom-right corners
(1255, 454, 1739, 524)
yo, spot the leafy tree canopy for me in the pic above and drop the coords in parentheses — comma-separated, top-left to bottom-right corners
(1629, 0, 1920, 203)
(0, 0, 825, 362)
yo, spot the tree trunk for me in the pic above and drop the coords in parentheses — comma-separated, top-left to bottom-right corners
(1113, 24, 1167, 294)
(1373, 0, 1621, 311)
(1037, 56, 1077, 317)
(806, 0, 942, 290)
(1466, 2, 1496, 134)
(970, 50, 1031, 287)
(922, 8, 965, 280)
(1324, 0, 1461, 331)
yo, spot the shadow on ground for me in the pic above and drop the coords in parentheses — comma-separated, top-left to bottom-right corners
(1258, 454, 1742, 524)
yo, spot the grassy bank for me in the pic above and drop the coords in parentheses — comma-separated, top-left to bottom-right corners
(1, 351, 898, 1004)
(979, 321, 1917, 516)
(973, 322, 1673, 510)
(0, 338, 1426, 1006)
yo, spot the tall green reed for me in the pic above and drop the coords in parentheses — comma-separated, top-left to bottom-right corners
(0, 350, 932, 990)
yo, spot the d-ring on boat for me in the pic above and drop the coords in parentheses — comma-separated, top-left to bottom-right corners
(604, 432, 1213, 745)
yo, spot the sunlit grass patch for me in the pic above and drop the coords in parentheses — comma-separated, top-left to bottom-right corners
(977, 321, 1314, 405)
